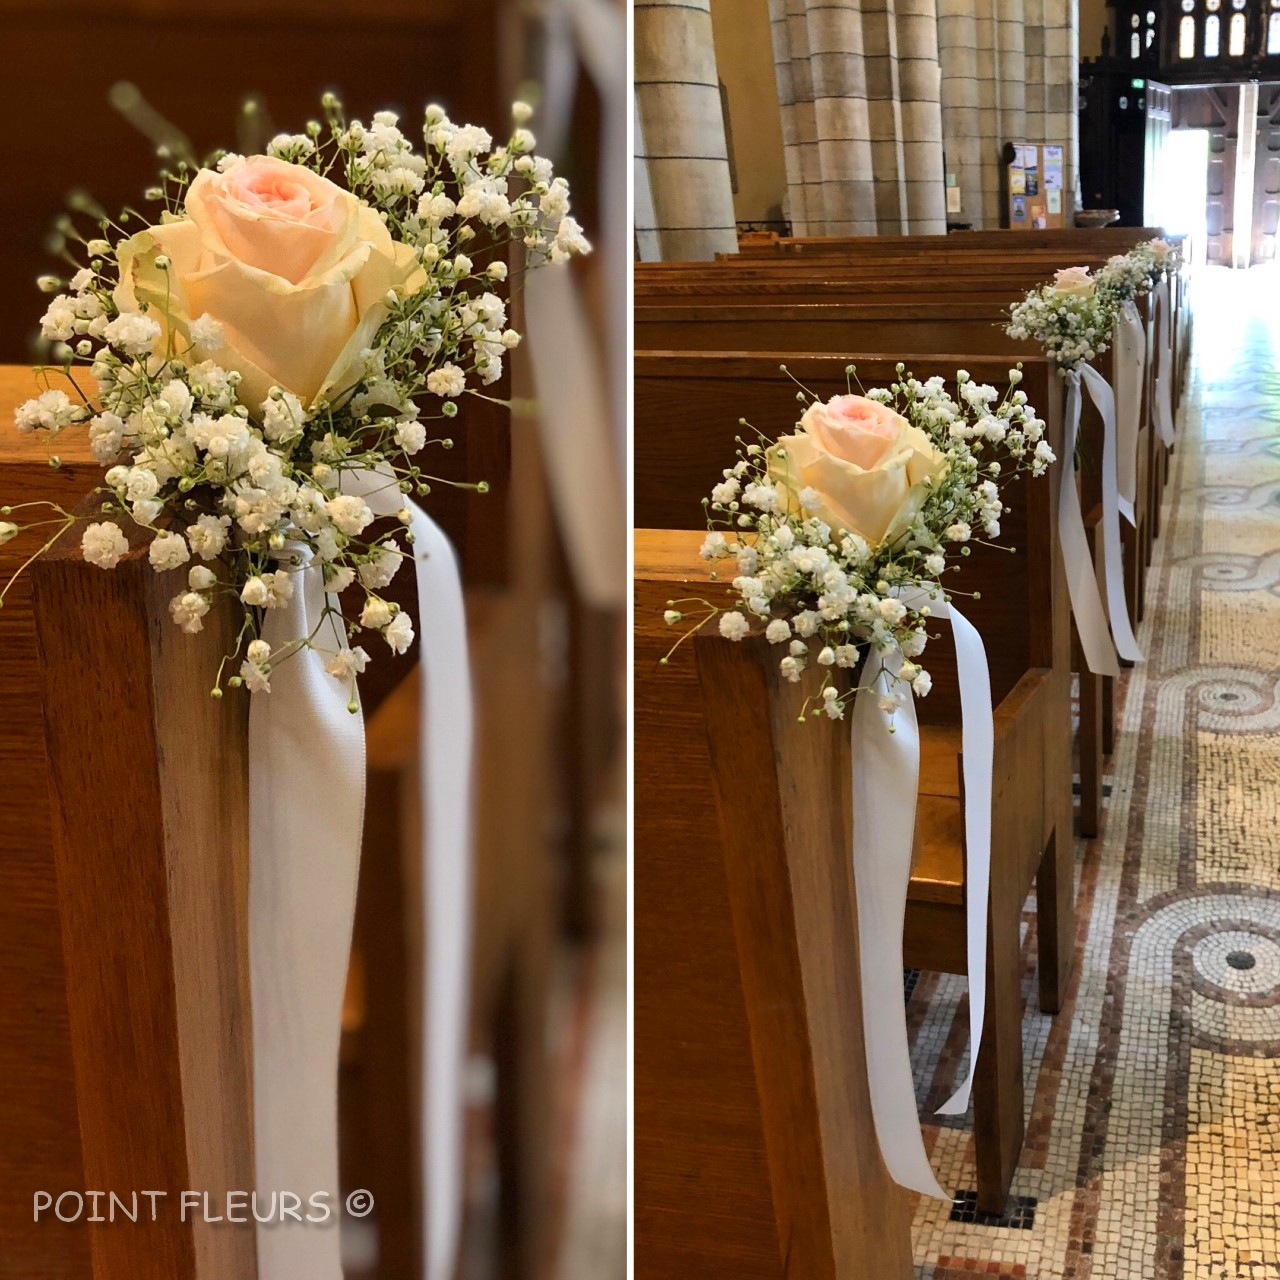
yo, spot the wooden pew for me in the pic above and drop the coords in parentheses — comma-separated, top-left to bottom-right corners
(0, 358, 550, 1277)
(635, 352, 1073, 1213)
(635, 539, 914, 1278)
(728, 227, 1171, 258)
(634, 289, 1126, 839)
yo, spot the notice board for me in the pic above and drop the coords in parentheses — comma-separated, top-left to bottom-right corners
(1004, 142, 1067, 230)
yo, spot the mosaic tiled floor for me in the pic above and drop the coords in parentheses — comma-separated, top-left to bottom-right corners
(910, 265, 1280, 1279)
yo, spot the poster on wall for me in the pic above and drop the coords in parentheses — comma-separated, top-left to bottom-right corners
(1044, 145, 1064, 192)
(1006, 141, 1067, 229)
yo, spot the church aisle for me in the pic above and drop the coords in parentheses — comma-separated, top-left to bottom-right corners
(910, 265, 1280, 1279)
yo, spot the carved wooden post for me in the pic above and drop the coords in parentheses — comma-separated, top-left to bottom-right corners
(635, 531, 912, 1279)
(32, 528, 256, 1280)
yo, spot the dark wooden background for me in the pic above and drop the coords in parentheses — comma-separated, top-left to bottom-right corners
(0, 0, 510, 361)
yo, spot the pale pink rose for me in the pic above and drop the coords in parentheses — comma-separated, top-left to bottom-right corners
(798, 395, 908, 470)
(766, 394, 948, 546)
(1052, 266, 1096, 298)
(113, 156, 425, 410)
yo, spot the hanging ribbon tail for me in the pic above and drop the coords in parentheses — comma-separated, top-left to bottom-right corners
(850, 592, 994, 1196)
(1153, 278, 1176, 447)
(851, 647, 946, 1199)
(1078, 364, 1143, 665)
(1114, 301, 1145, 527)
(929, 602, 993, 1117)
(250, 555, 366, 1280)
(345, 467, 474, 1280)
(1061, 370, 1122, 679)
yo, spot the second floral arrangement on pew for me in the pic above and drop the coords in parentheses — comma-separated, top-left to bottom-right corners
(1005, 236, 1182, 369)
(663, 365, 1054, 718)
(1, 96, 587, 697)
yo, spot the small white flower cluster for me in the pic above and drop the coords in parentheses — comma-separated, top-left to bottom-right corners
(1129, 236, 1183, 281)
(665, 366, 1054, 720)
(1095, 252, 1154, 306)
(1010, 239, 1183, 368)
(1007, 284, 1114, 369)
(4, 97, 587, 701)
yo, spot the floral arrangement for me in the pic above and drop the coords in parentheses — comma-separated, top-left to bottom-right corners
(1008, 238, 1182, 367)
(1006, 266, 1116, 369)
(1095, 251, 1153, 305)
(662, 367, 1055, 719)
(1130, 236, 1183, 280)
(1, 96, 587, 698)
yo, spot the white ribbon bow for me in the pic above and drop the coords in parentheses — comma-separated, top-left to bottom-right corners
(851, 593, 992, 1199)
(249, 467, 472, 1280)
(1113, 301, 1146, 527)
(1152, 277, 1176, 447)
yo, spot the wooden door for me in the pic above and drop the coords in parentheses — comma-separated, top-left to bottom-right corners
(1251, 83, 1280, 261)
(1173, 84, 1238, 262)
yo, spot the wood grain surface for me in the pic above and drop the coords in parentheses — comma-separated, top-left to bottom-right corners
(0, 368, 100, 1279)
(635, 560, 913, 1278)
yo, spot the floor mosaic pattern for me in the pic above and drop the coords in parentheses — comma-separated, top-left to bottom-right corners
(910, 266, 1280, 1279)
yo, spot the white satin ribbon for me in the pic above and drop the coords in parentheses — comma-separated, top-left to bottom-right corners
(1061, 369, 1121, 679)
(1076, 365, 1143, 666)
(524, 0, 628, 608)
(1113, 301, 1146, 527)
(249, 467, 472, 1280)
(1152, 277, 1176, 447)
(851, 593, 993, 1198)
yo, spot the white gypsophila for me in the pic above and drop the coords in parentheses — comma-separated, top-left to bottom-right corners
(325, 646, 370, 682)
(2, 94, 587, 699)
(81, 521, 129, 569)
(358, 543, 403, 590)
(667, 364, 1056, 720)
(148, 531, 191, 572)
(361, 597, 394, 630)
(394, 419, 427, 453)
(325, 494, 375, 537)
(384, 611, 415, 654)
(169, 591, 211, 634)
(15, 389, 80, 434)
(426, 364, 466, 398)
(1007, 280, 1117, 370)
(188, 314, 224, 351)
(102, 312, 161, 356)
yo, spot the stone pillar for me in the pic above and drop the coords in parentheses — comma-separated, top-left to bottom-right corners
(806, 0, 880, 233)
(895, 0, 948, 231)
(767, 0, 946, 234)
(633, 91, 661, 262)
(634, 0, 738, 260)
(1043, 0, 1079, 213)
(938, 0, 985, 226)
(769, 0, 824, 234)
(993, 0, 1028, 152)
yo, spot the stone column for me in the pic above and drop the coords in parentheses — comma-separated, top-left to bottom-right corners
(633, 91, 661, 262)
(805, 0, 879, 233)
(769, 0, 826, 234)
(938, 0, 986, 225)
(634, 0, 738, 260)
(895, 0, 948, 231)
(1043, 0, 1079, 213)
(768, 0, 946, 234)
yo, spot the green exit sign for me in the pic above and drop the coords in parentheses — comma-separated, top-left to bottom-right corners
(1132, 78, 1146, 88)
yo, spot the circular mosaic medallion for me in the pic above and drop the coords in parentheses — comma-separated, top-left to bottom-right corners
(1191, 929, 1280, 1002)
